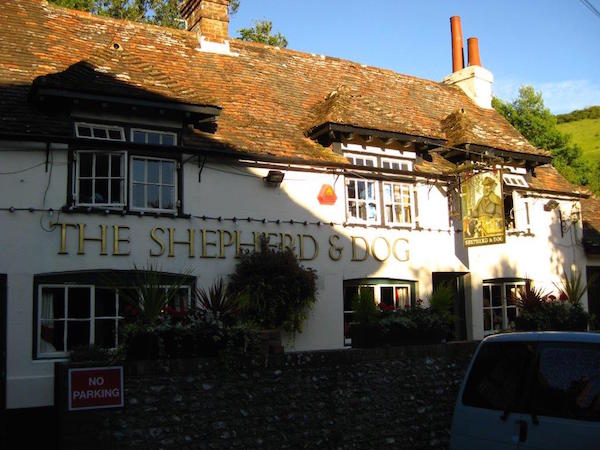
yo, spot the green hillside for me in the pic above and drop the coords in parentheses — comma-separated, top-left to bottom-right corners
(557, 118, 600, 166)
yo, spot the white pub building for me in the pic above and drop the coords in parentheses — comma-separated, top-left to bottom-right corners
(1, 0, 599, 427)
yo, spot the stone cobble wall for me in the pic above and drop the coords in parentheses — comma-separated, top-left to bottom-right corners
(56, 342, 478, 450)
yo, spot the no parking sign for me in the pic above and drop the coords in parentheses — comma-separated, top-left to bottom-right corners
(68, 366, 124, 411)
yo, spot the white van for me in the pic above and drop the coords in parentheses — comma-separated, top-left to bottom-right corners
(450, 332, 600, 450)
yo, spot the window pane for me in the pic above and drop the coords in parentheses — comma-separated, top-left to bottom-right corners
(383, 184, 392, 203)
(95, 179, 108, 203)
(95, 319, 117, 348)
(111, 155, 122, 177)
(95, 153, 108, 177)
(147, 184, 159, 209)
(108, 129, 122, 140)
(346, 200, 355, 218)
(483, 286, 491, 307)
(162, 134, 175, 146)
(367, 182, 375, 200)
(483, 309, 492, 331)
(365, 159, 374, 167)
(161, 186, 174, 210)
(148, 132, 160, 145)
(380, 287, 393, 307)
(147, 160, 159, 183)
(367, 202, 377, 220)
(95, 288, 116, 317)
(347, 181, 355, 199)
(41, 287, 65, 319)
(492, 285, 502, 307)
(41, 320, 64, 352)
(79, 153, 93, 177)
(68, 287, 90, 319)
(385, 205, 393, 222)
(79, 179, 92, 203)
(67, 321, 90, 350)
(93, 127, 107, 139)
(110, 179, 122, 203)
(531, 344, 600, 421)
(395, 287, 410, 309)
(133, 159, 145, 182)
(382, 161, 390, 169)
(133, 130, 146, 144)
(357, 181, 365, 200)
(358, 203, 367, 220)
(462, 342, 533, 411)
(162, 161, 174, 185)
(77, 125, 92, 137)
(394, 205, 402, 223)
(132, 183, 145, 208)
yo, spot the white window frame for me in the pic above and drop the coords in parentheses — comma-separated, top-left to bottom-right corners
(130, 155, 178, 213)
(343, 282, 412, 345)
(345, 154, 380, 224)
(131, 128, 177, 146)
(37, 284, 123, 358)
(482, 281, 526, 336)
(74, 150, 127, 207)
(503, 173, 528, 188)
(74, 122, 125, 141)
(382, 181, 414, 227)
(381, 157, 413, 172)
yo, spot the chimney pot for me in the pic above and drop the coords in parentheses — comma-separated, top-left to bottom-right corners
(467, 37, 481, 67)
(450, 16, 464, 73)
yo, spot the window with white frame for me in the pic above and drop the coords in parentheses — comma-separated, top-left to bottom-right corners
(382, 182, 413, 225)
(38, 285, 123, 357)
(75, 122, 125, 141)
(381, 158, 412, 172)
(75, 151, 126, 206)
(343, 280, 413, 345)
(483, 280, 526, 335)
(131, 156, 177, 211)
(131, 128, 177, 146)
(345, 155, 379, 223)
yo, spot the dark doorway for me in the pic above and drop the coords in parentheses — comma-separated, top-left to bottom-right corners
(586, 266, 600, 323)
(432, 272, 468, 341)
(0, 274, 6, 450)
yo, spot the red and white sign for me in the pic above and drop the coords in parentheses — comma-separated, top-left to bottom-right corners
(68, 366, 124, 411)
(318, 184, 337, 205)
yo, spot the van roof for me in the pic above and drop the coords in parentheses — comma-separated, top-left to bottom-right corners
(483, 331, 600, 344)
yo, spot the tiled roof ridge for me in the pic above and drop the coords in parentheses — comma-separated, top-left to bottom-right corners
(40, 0, 450, 92)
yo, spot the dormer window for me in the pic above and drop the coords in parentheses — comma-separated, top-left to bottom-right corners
(75, 123, 125, 141)
(131, 128, 177, 146)
(75, 151, 126, 206)
(503, 173, 528, 188)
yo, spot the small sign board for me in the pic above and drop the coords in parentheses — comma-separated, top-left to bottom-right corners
(68, 366, 124, 411)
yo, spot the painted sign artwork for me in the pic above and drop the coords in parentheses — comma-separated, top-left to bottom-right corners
(461, 171, 506, 247)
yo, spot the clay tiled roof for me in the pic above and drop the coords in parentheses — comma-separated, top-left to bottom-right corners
(582, 195, 600, 251)
(0, 0, 550, 166)
(528, 165, 586, 195)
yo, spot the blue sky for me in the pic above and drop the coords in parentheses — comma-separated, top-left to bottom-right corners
(230, 0, 600, 114)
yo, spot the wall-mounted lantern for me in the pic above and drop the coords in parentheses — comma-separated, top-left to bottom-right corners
(264, 170, 285, 185)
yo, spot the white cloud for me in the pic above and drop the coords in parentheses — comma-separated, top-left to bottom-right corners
(493, 79, 600, 114)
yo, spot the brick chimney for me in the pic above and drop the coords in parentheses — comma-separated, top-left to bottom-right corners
(180, 0, 234, 54)
(443, 16, 494, 109)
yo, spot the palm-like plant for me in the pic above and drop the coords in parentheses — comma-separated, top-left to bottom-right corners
(554, 267, 590, 306)
(196, 277, 241, 327)
(118, 263, 192, 325)
(513, 284, 549, 313)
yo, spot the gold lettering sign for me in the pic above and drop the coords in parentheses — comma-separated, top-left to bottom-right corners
(56, 223, 410, 263)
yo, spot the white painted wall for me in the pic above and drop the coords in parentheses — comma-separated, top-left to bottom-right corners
(0, 143, 590, 408)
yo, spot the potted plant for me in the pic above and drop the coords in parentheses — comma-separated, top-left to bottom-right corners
(227, 236, 317, 353)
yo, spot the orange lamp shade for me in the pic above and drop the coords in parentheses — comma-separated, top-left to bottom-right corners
(318, 184, 337, 205)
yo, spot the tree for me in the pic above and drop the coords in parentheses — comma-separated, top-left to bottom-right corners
(238, 20, 288, 47)
(493, 86, 596, 188)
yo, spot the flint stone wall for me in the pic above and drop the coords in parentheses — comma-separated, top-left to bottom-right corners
(56, 341, 478, 450)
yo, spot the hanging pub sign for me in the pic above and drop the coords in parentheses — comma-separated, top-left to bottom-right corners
(461, 171, 506, 247)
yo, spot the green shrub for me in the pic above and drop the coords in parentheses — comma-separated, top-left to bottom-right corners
(228, 236, 317, 333)
(352, 288, 379, 325)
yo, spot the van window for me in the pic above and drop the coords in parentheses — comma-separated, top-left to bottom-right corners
(530, 343, 600, 421)
(462, 342, 533, 412)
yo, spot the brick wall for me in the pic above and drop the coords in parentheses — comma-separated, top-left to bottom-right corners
(56, 342, 478, 450)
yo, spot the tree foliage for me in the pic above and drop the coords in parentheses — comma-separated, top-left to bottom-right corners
(557, 105, 600, 124)
(238, 20, 288, 47)
(493, 86, 596, 188)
